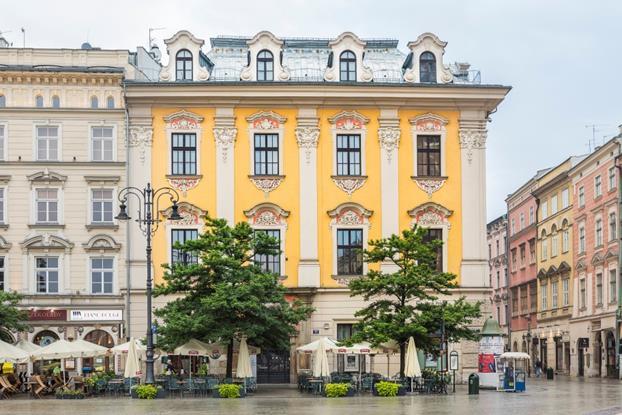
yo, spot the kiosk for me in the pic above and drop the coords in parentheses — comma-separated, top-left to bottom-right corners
(495, 352, 530, 392)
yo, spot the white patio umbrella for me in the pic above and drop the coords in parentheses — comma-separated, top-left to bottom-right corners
(296, 337, 339, 354)
(236, 338, 253, 394)
(174, 338, 214, 356)
(0, 339, 29, 363)
(111, 338, 147, 358)
(124, 337, 142, 394)
(15, 339, 40, 353)
(404, 337, 421, 392)
(312, 337, 330, 380)
(31, 339, 108, 384)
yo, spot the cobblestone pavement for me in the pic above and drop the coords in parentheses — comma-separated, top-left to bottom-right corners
(3, 377, 622, 415)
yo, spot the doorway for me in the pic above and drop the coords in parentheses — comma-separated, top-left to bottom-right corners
(257, 350, 290, 384)
(578, 346, 585, 377)
(606, 331, 617, 378)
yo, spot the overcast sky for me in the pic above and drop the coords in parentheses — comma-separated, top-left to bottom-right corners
(2, 0, 621, 220)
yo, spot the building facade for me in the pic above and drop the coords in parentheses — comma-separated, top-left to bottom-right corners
(123, 30, 509, 382)
(487, 214, 509, 342)
(0, 45, 158, 369)
(506, 170, 548, 361)
(533, 156, 585, 373)
(569, 137, 620, 378)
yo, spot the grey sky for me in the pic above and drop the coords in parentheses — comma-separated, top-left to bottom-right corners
(3, 0, 621, 221)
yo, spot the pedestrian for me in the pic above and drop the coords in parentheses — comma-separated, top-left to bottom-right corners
(534, 358, 542, 378)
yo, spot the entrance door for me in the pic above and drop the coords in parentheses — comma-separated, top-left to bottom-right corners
(555, 340, 563, 371)
(540, 339, 548, 369)
(256, 350, 290, 384)
(578, 347, 584, 377)
(606, 331, 616, 378)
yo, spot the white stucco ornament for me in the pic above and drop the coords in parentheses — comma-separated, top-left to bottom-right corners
(413, 177, 446, 198)
(127, 126, 153, 163)
(295, 127, 320, 163)
(213, 127, 237, 162)
(332, 176, 367, 195)
(459, 128, 487, 163)
(249, 176, 284, 195)
(167, 176, 201, 195)
(378, 127, 400, 162)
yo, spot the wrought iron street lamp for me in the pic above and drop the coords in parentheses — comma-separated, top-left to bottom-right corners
(115, 183, 182, 384)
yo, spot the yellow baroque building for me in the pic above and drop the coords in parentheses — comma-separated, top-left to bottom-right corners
(124, 30, 509, 382)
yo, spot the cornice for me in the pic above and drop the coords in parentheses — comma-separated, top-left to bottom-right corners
(0, 71, 123, 85)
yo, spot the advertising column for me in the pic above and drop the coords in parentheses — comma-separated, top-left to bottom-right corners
(478, 317, 505, 388)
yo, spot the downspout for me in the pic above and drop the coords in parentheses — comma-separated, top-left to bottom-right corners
(615, 137, 622, 379)
(123, 81, 132, 340)
(505, 213, 511, 349)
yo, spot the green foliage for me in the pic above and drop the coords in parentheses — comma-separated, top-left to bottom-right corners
(375, 381, 399, 397)
(134, 384, 159, 399)
(55, 387, 85, 398)
(83, 377, 96, 388)
(197, 363, 209, 376)
(154, 216, 314, 377)
(217, 384, 241, 398)
(324, 383, 350, 398)
(421, 369, 450, 384)
(347, 225, 482, 375)
(0, 291, 28, 334)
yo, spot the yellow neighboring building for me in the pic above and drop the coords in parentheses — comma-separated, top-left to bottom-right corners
(533, 156, 585, 373)
(124, 30, 509, 382)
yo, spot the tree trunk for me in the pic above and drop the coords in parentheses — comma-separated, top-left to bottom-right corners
(399, 342, 406, 378)
(226, 338, 234, 379)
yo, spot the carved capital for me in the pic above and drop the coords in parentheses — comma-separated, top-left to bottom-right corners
(459, 128, 487, 164)
(213, 127, 237, 162)
(295, 127, 320, 163)
(331, 176, 367, 195)
(127, 126, 153, 163)
(378, 127, 400, 162)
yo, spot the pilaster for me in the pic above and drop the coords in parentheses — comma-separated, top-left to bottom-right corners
(213, 107, 237, 224)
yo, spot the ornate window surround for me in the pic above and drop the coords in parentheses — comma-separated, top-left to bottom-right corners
(160, 202, 206, 266)
(246, 111, 287, 194)
(324, 32, 373, 83)
(403, 32, 453, 84)
(327, 202, 372, 283)
(244, 202, 290, 279)
(409, 113, 448, 198)
(20, 233, 74, 295)
(159, 30, 210, 82)
(329, 111, 369, 195)
(28, 170, 67, 228)
(408, 201, 453, 272)
(240, 31, 290, 82)
(164, 110, 204, 194)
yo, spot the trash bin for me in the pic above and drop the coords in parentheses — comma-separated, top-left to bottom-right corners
(468, 373, 479, 395)
(546, 367, 554, 380)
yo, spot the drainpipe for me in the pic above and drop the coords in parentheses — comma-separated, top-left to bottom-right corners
(123, 81, 132, 340)
(615, 137, 622, 379)
(505, 213, 511, 349)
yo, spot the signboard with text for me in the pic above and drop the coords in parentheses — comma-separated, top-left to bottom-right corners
(28, 309, 67, 321)
(69, 310, 123, 321)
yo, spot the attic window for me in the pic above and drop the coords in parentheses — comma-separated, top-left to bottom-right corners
(176, 49, 193, 81)
(420, 52, 436, 83)
(340, 50, 356, 82)
(257, 50, 274, 81)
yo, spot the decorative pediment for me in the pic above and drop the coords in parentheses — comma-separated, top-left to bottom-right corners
(159, 30, 209, 82)
(240, 31, 290, 82)
(591, 251, 604, 265)
(605, 249, 617, 262)
(0, 235, 11, 251)
(248, 31, 284, 47)
(160, 202, 206, 226)
(407, 32, 447, 50)
(546, 265, 558, 277)
(27, 169, 67, 184)
(164, 110, 204, 130)
(246, 111, 287, 130)
(244, 203, 289, 227)
(537, 268, 547, 279)
(558, 261, 571, 274)
(327, 202, 372, 226)
(404, 32, 453, 84)
(83, 234, 121, 252)
(329, 111, 369, 130)
(408, 202, 453, 229)
(164, 30, 205, 47)
(328, 32, 366, 49)
(20, 233, 73, 252)
(167, 175, 202, 195)
(576, 259, 586, 271)
(409, 113, 449, 132)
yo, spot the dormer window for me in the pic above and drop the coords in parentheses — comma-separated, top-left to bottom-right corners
(176, 49, 193, 81)
(257, 50, 274, 81)
(340, 50, 356, 81)
(419, 51, 436, 83)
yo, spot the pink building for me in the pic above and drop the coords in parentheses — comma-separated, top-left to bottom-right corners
(569, 136, 620, 378)
(506, 169, 549, 357)
(488, 214, 508, 338)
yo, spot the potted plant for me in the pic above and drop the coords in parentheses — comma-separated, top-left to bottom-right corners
(324, 383, 354, 398)
(131, 384, 166, 399)
(213, 384, 244, 398)
(373, 381, 405, 397)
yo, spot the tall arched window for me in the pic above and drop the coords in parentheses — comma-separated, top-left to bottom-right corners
(0, 95, 5, 107)
(106, 96, 114, 109)
(257, 50, 274, 81)
(33, 330, 59, 347)
(83, 330, 115, 372)
(51, 95, 60, 108)
(339, 50, 356, 81)
(90, 96, 98, 109)
(176, 49, 193, 81)
(35, 95, 44, 108)
(419, 51, 437, 83)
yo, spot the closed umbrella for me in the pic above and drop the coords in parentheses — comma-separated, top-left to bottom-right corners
(404, 337, 421, 392)
(236, 338, 253, 394)
(0, 339, 29, 363)
(124, 337, 142, 394)
(312, 337, 330, 384)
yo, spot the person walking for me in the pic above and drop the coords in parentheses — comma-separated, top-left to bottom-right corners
(534, 358, 542, 378)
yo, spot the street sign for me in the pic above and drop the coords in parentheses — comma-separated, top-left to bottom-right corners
(449, 351, 459, 371)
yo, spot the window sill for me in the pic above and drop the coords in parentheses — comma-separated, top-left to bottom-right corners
(166, 175, 203, 193)
(86, 223, 119, 231)
(0, 224, 8, 230)
(331, 274, 363, 286)
(248, 175, 285, 194)
(331, 176, 368, 195)
(28, 224, 65, 229)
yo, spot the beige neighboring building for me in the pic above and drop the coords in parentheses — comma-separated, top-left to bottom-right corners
(0, 43, 158, 371)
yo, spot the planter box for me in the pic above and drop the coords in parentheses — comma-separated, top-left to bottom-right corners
(130, 388, 168, 399)
(372, 386, 406, 397)
(322, 388, 356, 398)
(212, 388, 246, 398)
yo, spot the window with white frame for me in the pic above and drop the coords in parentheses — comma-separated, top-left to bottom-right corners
(561, 188, 569, 209)
(171, 229, 198, 265)
(520, 213, 525, 230)
(579, 278, 586, 309)
(336, 134, 362, 176)
(0, 124, 5, 161)
(541, 280, 548, 310)
(90, 96, 98, 109)
(51, 95, 60, 108)
(551, 233, 558, 257)
(596, 218, 603, 246)
(337, 228, 363, 275)
(171, 133, 197, 175)
(423, 228, 443, 272)
(579, 225, 586, 253)
(0, 257, 4, 291)
(551, 194, 558, 215)
(0, 188, 5, 224)
(91, 126, 114, 161)
(106, 96, 114, 109)
(609, 167, 616, 191)
(91, 189, 113, 224)
(541, 200, 548, 219)
(35, 95, 43, 108)
(254, 229, 281, 275)
(596, 272, 603, 306)
(35, 256, 59, 293)
(35, 188, 58, 224)
(562, 229, 569, 253)
(551, 280, 558, 309)
(541, 237, 548, 260)
(529, 206, 535, 225)
(417, 135, 441, 177)
(610, 212, 617, 241)
(578, 186, 585, 207)
(595, 175, 602, 198)
(562, 278, 569, 306)
(36, 126, 59, 161)
(610, 269, 617, 303)
(91, 257, 113, 294)
(254, 133, 279, 175)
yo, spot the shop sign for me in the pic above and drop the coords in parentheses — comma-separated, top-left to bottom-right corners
(578, 338, 589, 348)
(69, 309, 123, 321)
(28, 309, 67, 321)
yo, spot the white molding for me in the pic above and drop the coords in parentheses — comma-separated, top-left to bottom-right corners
(0, 185, 7, 226)
(244, 202, 289, 278)
(324, 32, 373, 82)
(403, 32, 453, 84)
(329, 111, 369, 194)
(164, 109, 204, 177)
(88, 124, 118, 162)
(213, 116, 237, 223)
(378, 111, 400, 255)
(87, 255, 117, 295)
(410, 113, 448, 177)
(33, 123, 62, 162)
(87, 186, 118, 226)
(246, 110, 286, 177)
(240, 31, 290, 82)
(160, 30, 209, 82)
(408, 201, 453, 273)
(165, 223, 202, 267)
(0, 122, 8, 161)
(127, 126, 153, 164)
(30, 186, 63, 226)
(328, 203, 372, 278)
